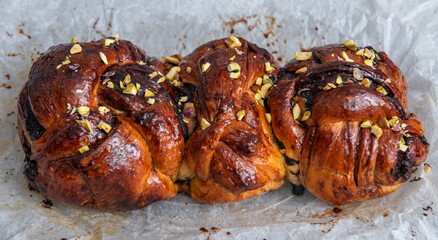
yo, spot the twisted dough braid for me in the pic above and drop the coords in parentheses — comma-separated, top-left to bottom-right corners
(268, 44, 429, 205)
(17, 38, 185, 211)
(176, 37, 286, 204)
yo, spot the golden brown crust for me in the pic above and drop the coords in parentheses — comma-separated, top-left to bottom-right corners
(17, 38, 184, 211)
(268, 43, 429, 205)
(179, 37, 286, 204)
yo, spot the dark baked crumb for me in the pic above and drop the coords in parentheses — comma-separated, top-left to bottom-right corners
(42, 199, 53, 208)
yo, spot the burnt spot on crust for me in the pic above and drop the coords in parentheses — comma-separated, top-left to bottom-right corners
(391, 151, 416, 181)
(292, 183, 305, 196)
(24, 157, 38, 190)
(21, 90, 46, 141)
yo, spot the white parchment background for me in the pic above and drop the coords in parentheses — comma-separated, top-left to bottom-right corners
(0, 0, 437, 239)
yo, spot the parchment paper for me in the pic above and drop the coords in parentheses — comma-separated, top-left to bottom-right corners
(0, 0, 437, 239)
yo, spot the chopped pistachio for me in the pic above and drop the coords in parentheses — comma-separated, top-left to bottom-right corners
(301, 111, 311, 121)
(370, 50, 376, 60)
(75, 89, 83, 93)
(265, 113, 272, 123)
(227, 62, 241, 72)
(424, 164, 431, 174)
(114, 34, 120, 40)
(104, 38, 116, 47)
(364, 59, 373, 67)
(361, 78, 371, 87)
(260, 83, 273, 98)
(71, 36, 78, 43)
(376, 86, 388, 95)
(360, 120, 372, 128)
(70, 107, 77, 115)
(107, 81, 114, 88)
(62, 59, 71, 65)
(236, 110, 246, 121)
(76, 119, 92, 132)
(353, 68, 364, 80)
(136, 83, 141, 91)
(149, 71, 158, 78)
(56, 64, 62, 69)
(179, 96, 188, 103)
(375, 53, 381, 61)
(157, 77, 166, 83)
(229, 72, 240, 79)
(254, 91, 262, 100)
(295, 52, 312, 61)
(229, 55, 236, 61)
(227, 62, 241, 79)
(97, 121, 112, 133)
(380, 102, 385, 106)
(295, 67, 307, 74)
(77, 106, 90, 117)
(385, 78, 392, 83)
(336, 75, 343, 84)
(186, 67, 192, 73)
(202, 62, 211, 72)
(200, 118, 211, 130)
(292, 104, 301, 120)
(166, 66, 180, 80)
(344, 39, 357, 51)
(162, 56, 180, 64)
(265, 62, 275, 73)
(144, 89, 155, 98)
(371, 125, 383, 138)
(254, 92, 262, 104)
(225, 35, 242, 48)
(262, 74, 272, 84)
(138, 61, 147, 65)
(401, 123, 407, 129)
(399, 136, 406, 145)
(399, 142, 408, 152)
(356, 49, 364, 56)
(341, 51, 354, 62)
(98, 106, 110, 115)
(99, 52, 108, 65)
(173, 80, 183, 87)
(78, 145, 89, 154)
(147, 98, 155, 105)
(255, 77, 263, 86)
(123, 83, 137, 95)
(119, 81, 125, 89)
(70, 44, 82, 54)
(327, 83, 337, 89)
(364, 48, 373, 58)
(388, 116, 400, 128)
(123, 74, 131, 85)
(323, 85, 332, 91)
(235, 48, 243, 55)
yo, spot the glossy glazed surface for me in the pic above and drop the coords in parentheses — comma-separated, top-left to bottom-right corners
(268, 44, 429, 205)
(177, 37, 286, 204)
(17, 39, 185, 211)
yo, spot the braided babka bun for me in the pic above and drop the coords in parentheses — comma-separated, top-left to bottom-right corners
(174, 36, 286, 204)
(17, 38, 185, 211)
(17, 36, 429, 210)
(268, 42, 429, 205)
